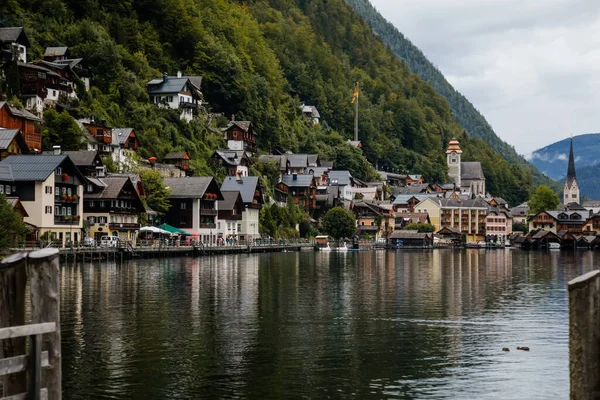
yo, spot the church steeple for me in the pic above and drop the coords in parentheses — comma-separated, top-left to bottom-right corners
(566, 137, 577, 186)
(564, 137, 579, 205)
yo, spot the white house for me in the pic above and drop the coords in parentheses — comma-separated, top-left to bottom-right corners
(220, 176, 264, 241)
(147, 73, 203, 122)
(0, 27, 28, 63)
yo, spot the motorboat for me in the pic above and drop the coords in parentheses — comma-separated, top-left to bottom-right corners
(549, 242, 561, 250)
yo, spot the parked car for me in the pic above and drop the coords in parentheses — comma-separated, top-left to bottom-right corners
(83, 237, 96, 247)
(477, 241, 487, 248)
(100, 236, 120, 248)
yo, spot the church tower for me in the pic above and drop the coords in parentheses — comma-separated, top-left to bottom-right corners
(564, 137, 580, 205)
(446, 138, 462, 188)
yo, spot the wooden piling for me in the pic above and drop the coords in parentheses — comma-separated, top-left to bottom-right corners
(28, 249, 61, 400)
(0, 252, 28, 396)
(568, 269, 600, 400)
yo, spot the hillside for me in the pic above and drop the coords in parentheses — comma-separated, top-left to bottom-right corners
(571, 163, 600, 200)
(345, 0, 558, 191)
(2, 0, 537, 204)
(527, 133, 600, 180)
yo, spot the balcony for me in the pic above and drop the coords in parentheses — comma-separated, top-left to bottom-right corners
(54, 215, 80, 225)
(179, 101, 199, 109)
(199, 209, 218, 216)
(199, 223, 216, 229)
(55, 195, 79, 203)
(109, 222, 141, 231)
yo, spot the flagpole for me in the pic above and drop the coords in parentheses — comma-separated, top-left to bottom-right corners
(354, 82, 359, 142)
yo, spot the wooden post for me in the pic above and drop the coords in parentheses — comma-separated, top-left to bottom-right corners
(568, 269, 600, 400)
(0, 252, 28, 396)
(28, 249, 61, 400)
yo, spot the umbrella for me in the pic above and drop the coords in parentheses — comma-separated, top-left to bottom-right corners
(157, 223, 191, 235)
(140, 226, 172, 235)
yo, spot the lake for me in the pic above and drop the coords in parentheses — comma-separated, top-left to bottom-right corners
(59, 249, 593, 399)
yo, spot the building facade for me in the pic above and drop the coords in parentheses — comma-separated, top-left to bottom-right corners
(564, 138, 580, 205)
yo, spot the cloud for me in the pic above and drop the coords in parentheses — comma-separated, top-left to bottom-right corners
(369, 0, 600, 153)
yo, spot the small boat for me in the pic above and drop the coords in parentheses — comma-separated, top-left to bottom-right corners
(549, 242, 561, 250)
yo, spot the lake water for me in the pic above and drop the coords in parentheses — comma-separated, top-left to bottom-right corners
(59, 249, 595, 399)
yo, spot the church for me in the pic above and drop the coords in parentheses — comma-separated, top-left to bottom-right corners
(446, 138, 486, 196)
(564, 138, 580, 205)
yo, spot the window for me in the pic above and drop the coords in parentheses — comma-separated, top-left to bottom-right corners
(237, 224, 241, 232)
(168, 96, 173, 102)
(45, 186, 52, 194)
(572, 194, 577, 198)
(55, 206, 60, 215)
(55, 186, 59, 195)
(67, 188, 72, 196)
(0, 186, 3, 194)
(86, 184, 93, 192)
(100, 201, 105, 208)
(217, 222, 221, 229)
(451, 158, 456, 163)
(90, 201, 95, 207)
(181, 202, 187, 210)
(62, 207, 66, 216)
(62, 187, 67, 195)
(55, 167, 62, 175)
(5, 185, 10, 195)
(67, 207, 71, 216)
(52, 90, 56, 97)
(45, 206, 52, 214)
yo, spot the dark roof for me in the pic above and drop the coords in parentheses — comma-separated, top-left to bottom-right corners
(287, 154, 308, 168)
(0, 129, 21, 150)
(0, 165, 14, 181)
(113, 128, 134, 145)
(566, 202, 586, 211)
(0, 102, 42, 122)
(225, 121, 251, 132)
(307, 154, 319, 166)
(420, 197, 489, 209)
(567, 137, 577, 187)
(461, 162, 484, 180)
(389, 230, 432, 239)
(280, 174, 315, 188)
(44, 47, 68, 57)
(214, 150, 247, 166)
(0, 155, 83, 182)
(532, 230, 559, 240)
(62, 151, 99, 166)
(163, 151, 187, 160)
(437, 226, 461, 235)
(218, 191, 242, 212)
(258, 155, 286, 170)
(164, 177, 216, 199)
(147, 76, 202, 95)
(220, 176, 260, 204)
(328, 170, 352, 186)
(0, 27, 29, 46)
(85, 176, 129, 199)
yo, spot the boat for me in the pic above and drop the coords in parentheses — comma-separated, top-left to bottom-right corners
(466, 242, 479, 248)
(549, 242, 561, 250)
(319, 243, 332, 251)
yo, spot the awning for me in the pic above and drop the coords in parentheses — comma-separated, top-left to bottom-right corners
(158, 223, 191, 235)
(139, 226, 172, 235)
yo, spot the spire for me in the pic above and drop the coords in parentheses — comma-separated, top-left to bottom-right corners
(567, 137, 577, 186)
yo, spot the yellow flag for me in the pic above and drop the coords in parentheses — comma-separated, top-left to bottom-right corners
(351, 82, 359, 104)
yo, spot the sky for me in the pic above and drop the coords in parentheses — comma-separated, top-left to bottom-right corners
(368, 0, 600, 155)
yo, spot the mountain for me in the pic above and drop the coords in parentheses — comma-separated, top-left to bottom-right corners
(3, 0, 539, 204)
(345, 0, 558, 191)
(527, 133, 600, 199)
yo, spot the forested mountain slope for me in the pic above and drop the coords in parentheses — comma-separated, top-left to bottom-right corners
(345, 0, 557, 191)
(3, 0, 537, 204)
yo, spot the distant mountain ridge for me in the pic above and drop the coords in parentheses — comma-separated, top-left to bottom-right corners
(345, 0, 558, 191)
(527, 133, 600, 199)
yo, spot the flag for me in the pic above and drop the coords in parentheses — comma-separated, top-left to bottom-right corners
(351, 82, 359, 104)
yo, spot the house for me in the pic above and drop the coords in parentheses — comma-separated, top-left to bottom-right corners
(211, 150, 250, 177)
(528, 210, 587, 234)
(510, 202, 529, 225)
(60, 150, 105, 177)
(78, 119, 114, 154)
(114, 128, 140, 152)
(530, 230, 561, 249)
(0, 154, 85, 246)
(0, 27, 29, 63)
(163, 177, 223, 244)
(38, 48, 90, 91)
(436, 226, 462, 245)
(147, 73, 203, 122)
(394, 212, 430, 230)
(276, 174, 317, 212)
(0, 129, 29, 159)
(43, 46, 69, 62)
(83, 176, 145, 243)
(257, 153, 323, 176)
(20, 62, 78, 113)
(300, 104, 320, 124)
(446, 138, 486, 196)
(404, 174, 425, 186)
(415, 197, 489, 242)
(0, 102, 42, 152)
(220, 175, 264, 241)
(328, 170, 353, 202)
(216, 191, 244, 240)
(222, 120, 258, 153)
(485, 208, 512, 243)
(352, 201, 394, 238)
(393, 194, 440, 213)
(162, 151, 190, 173)
(389, 230, 433, 248)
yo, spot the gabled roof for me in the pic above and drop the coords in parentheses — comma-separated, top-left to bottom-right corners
(61, 151, 99, 167)
(0, 129, 28, 152)
(301, 105, 320, 119)
(84, 176, 129, 199)
(437, 226, 461, 235)
(532, 230, 560, 240)
(0, 155, 84, 182)
(0, 102, 42, 122)
(0, 27, 29, 46)
(393, 194, 438, 205)
(44, 47, 68, 57)
(224, 121, 251, 132)
(218, 191, 243, 212)
(280, 174, 315, 188)
(164, 177, 221, 199)
(113, 128, 134, 145)
(147, 75, 202, 95)
(287, 154, 308, 168)
(220, 176, 260, 204)
(258, 155, 286, 170)
(307, 167, 329, 177)
(213, 150, 247, 167)
(328, 170, 352, 186)
(307, 154, 319, 166)
(461, 161, 484, 180)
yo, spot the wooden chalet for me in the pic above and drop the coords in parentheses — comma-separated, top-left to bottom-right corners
(223, 120, 258, 153)
(163, 151, 190, 172)
(113, 128, 140, 151)
(276, 174, 317, 211)
(211, 150, 250, 176)
(0, 129, 29, 160)
(0, 102, 42, 152)
(389, 230, 433, 248)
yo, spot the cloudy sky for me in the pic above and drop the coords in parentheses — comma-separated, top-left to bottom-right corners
(368, 0, 600, 155)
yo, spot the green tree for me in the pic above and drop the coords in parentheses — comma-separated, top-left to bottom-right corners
(322, 207, 356, 240)
(139, 169, 172, 217)
(42, 109, 82, 151)
(0, 194, 28, 249)
(528, 185, 560, 214)
(403, 223, 435, 233)
(512, 221, 528, 233)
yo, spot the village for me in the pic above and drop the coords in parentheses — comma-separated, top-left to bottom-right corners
(0, 26, 598, 252)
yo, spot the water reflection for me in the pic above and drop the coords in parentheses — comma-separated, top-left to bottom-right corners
(60, 249, 587, 399)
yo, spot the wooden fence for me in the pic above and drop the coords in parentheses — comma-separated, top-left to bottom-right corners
(0, 249, 61, 400)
